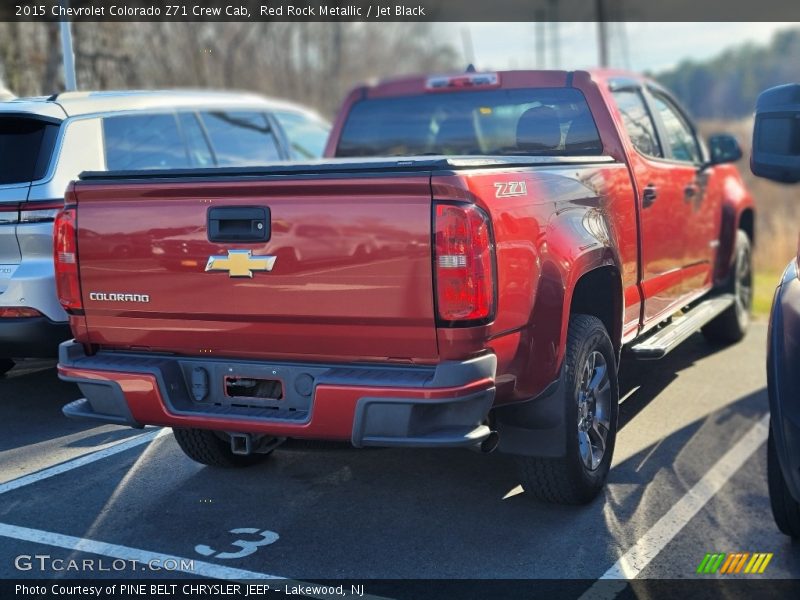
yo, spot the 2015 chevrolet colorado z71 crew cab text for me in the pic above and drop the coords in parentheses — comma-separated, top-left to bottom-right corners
(56, 70, 755, 504)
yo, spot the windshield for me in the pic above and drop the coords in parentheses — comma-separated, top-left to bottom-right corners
(335, 87, 603, 158)
(0, 117, 59, 185)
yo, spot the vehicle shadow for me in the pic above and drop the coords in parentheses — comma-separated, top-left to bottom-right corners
(618, 331, 733, 430)
(0, 330, 777, 579)
(0, 365, 138, 451)
(9, 386, 767, 580)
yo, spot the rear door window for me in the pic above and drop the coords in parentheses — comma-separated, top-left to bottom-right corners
(273, 111, 330, 159)
(177, 112, 215, 167)
(612, 90, 662, 158)
(199, 111, 281, 165)
(103, 113, 190, 170)
(651, 94, 701, 163)
(0, 117, 59, 184)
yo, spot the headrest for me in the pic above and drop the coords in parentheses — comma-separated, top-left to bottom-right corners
(435, 115, 478, 153)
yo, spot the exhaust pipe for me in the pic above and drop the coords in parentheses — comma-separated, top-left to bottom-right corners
(481, 430, 500, 453)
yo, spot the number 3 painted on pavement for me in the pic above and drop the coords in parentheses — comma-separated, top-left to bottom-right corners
(195, 528, 279, 560)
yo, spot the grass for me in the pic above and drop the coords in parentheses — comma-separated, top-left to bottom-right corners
(753, 270, 782, 318)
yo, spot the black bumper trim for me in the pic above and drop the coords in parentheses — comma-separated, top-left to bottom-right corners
(58, 341, 499, 445)
(59, 374, 142, 428)
(351, 388, 496, 448)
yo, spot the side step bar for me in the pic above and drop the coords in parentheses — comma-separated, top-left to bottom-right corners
(629, 294, 735, 360)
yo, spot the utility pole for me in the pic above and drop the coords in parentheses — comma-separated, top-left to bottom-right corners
(59, 0, 77, 90)
(548, 0, 560, 69)
(596, 0, 609, 67)
(535, 13, 546, 69)
(460, 26, 475, 66)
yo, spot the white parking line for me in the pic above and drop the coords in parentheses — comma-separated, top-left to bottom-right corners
(584, 413, 769, 595)
(0, 521, 281, 580)
(0, 522, 391, 599)
(0, 429, 163, 496)
(0, 432, 389, 598)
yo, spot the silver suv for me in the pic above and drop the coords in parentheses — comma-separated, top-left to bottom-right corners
(0, 90, 330, 374)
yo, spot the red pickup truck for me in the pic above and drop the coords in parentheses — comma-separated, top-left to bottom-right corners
(56, 70, 754, 504)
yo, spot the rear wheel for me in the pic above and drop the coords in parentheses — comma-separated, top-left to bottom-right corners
(767, 425, 800, 538)
(516, 314, 619, 505)
(703, 230, 752, 344)
(172, 428, 275, 468)
(0, 359, 14, 377)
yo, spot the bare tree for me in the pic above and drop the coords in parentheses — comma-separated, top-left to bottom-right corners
(0, 22, 459, 116)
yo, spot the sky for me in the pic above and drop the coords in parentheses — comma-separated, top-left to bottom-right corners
(447, 22, 797, 73)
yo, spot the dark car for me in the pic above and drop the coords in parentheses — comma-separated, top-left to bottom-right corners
(752, 83, 800, 537)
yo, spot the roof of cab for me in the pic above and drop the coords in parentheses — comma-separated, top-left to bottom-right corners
(356, 68, 651, 98)
(0, 89, 324, 121)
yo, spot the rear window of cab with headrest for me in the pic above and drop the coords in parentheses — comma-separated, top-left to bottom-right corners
(335, 87, 603, 158)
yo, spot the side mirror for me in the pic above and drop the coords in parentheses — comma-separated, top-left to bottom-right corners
(708, 134, 743, 165)
(751, 83, 800, 183)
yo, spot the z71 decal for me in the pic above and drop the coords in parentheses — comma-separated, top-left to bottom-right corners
(494, 181, 528, 198)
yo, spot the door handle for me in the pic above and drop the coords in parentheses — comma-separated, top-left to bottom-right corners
(208, 207, 270, 243)
(642, 185, 658, 208)
(684, 184, 699, 201)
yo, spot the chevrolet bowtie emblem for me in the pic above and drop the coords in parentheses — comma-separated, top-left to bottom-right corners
(205, 250, 277, 278)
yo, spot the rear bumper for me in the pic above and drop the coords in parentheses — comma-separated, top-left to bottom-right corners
(57, 341, 497, 449)
(0, 316, 70, 358)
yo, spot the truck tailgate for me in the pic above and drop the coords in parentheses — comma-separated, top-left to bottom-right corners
(72, 175, 438, 361)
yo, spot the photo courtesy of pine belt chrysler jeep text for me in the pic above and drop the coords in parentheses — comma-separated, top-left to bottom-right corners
(55, 70, 755, 504)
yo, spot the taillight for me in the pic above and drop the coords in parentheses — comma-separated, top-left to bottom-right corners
(433, 203, 495, 323)
(0, 307, 42, 318)
(426, 72, 500, 91)
(54, 207, 82, 312)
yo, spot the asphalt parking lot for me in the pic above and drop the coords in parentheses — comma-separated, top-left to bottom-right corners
(0, 322, 797, 592)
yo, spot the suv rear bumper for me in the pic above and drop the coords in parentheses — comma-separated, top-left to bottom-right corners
(57, 341, 497, 449)
(0, 316, 70, 358)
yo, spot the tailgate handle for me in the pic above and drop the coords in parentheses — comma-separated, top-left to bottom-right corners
(208, 207, 270, 243)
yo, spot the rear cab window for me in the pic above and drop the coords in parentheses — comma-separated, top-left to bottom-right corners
(0, 117, 60, 184)
(335, 88, 603, 157)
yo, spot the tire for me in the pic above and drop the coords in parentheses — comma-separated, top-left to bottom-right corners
(702, 230, 752, 344)
(172, 428, 274, 468)
(0, 358, 14, 377)
(767, 425, 800, 538)
(516, 314, 619, 505)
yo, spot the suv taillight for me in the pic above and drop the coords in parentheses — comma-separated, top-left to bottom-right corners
(54, 207, 82, 312)
(433, 202, 495, 324)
